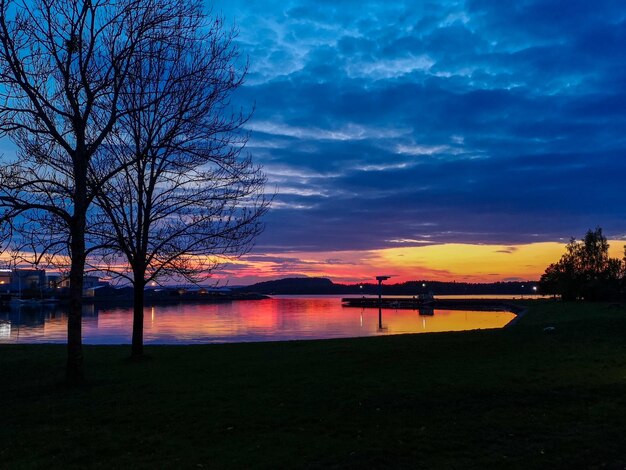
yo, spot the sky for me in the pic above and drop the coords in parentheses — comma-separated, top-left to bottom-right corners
(2, 1, 626, 285)
(204, 0, 626, 284)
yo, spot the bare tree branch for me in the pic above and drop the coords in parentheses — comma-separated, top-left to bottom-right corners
(0, 0, 197, 382)
(88, 8, 269, 357)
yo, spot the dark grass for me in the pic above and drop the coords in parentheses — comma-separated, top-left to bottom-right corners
(2, 301, 626, 469)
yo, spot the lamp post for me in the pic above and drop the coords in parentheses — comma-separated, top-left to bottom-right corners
(376, 275, 390, 330)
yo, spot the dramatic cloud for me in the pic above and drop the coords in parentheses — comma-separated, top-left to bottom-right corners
(216, 0, 626, 262)
(1, 1, 623, 284)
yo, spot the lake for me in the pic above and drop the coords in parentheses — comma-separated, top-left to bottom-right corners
(0, 295, 516, 344)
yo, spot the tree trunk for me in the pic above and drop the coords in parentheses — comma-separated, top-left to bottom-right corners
(131, 278, 145, 358)
(66, 219, 86, 384)
(66, 154, 88, 384)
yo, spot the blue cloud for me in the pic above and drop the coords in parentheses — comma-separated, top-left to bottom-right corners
(217, 0, 626, 252)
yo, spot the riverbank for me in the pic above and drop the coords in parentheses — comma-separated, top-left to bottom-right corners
(2, 300, 626, 468)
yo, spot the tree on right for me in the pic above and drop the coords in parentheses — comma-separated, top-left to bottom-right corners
(539, 227, 624, 301)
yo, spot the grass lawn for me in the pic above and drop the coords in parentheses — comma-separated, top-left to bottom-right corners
(2, 300, 626, 469)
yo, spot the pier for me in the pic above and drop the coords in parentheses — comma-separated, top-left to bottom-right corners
(342, 297, 526, 314)
(341, 297, 433, 309)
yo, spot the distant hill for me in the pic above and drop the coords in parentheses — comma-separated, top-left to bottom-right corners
(235, 277, 539, 296)
(234, 277, 342, 295)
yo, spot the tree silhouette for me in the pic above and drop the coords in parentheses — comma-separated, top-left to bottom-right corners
(89, 9, 268, 358)
(0, 0, 191, 383)
(539, 227, 623, 300)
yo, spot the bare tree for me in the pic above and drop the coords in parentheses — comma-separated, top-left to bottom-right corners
(90, 10, 268, 358)
(0, 0, 188, 383)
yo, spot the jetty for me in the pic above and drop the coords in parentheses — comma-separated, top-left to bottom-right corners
(342, 296, 526, 314)
(342, 294, 434, 309)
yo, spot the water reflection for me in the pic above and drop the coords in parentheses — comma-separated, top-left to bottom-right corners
(0, 296, 516, 344)
(419, 306, 434, 316)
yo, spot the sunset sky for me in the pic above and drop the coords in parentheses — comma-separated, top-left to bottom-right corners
(2, 1, 626, 285)
(206, 0, 626, 284)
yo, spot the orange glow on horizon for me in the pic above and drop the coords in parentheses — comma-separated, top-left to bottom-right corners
(218, 240, 626, 285)
(2, 239, 625, 286)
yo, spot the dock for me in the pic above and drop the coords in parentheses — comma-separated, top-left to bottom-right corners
(341, 297, 433, 309)
(341, 297, 526, 313)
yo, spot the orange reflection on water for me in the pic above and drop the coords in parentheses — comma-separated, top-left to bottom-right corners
(0, 296, 516, 344)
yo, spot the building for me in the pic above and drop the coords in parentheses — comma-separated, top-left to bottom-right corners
(0, 269, 11, 289)
(9, 269, 46, 293)
(45, 274, 69, 289)
(0, 268, 107, 295)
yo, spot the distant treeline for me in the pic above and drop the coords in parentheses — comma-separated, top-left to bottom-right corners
(235, 277, 539, 296)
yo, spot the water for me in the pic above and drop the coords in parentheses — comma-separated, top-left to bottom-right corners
(0, 296, 516, 344)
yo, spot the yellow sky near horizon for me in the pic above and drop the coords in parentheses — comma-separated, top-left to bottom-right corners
(223, 240, 626, 284)
(3, 240, 625, 285)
